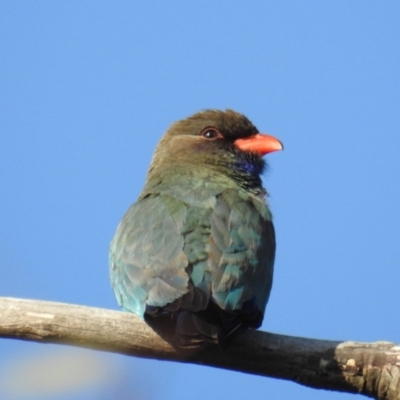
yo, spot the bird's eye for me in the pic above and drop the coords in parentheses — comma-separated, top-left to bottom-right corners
(201, 128, 220, 140)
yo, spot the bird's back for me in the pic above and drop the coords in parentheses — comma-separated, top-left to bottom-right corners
(110, 178, 275, 348)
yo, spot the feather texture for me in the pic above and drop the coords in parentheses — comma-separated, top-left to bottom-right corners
(109, 109, 281, 348)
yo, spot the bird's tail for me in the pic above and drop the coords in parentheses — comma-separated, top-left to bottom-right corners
(175, 298, 262, 349)
(175, 311, 220, 348)
(146, 287, 263, 349)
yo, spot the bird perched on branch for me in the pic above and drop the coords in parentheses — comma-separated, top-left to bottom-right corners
(109, 109, 283, 349)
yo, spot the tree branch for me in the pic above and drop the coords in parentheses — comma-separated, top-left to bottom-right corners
(1, 297, 399, 399)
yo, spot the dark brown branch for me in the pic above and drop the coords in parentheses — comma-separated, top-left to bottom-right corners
(1, 296, 399, 399)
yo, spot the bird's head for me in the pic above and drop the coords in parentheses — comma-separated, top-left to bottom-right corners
(147, 109, 283, 191)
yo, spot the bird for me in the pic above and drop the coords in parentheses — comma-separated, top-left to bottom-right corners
(109, 109, 283, 349)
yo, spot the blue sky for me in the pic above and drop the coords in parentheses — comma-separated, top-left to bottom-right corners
(1, 2, 399, 399)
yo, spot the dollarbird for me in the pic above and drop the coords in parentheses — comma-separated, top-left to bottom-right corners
(109, 109, 283, 348)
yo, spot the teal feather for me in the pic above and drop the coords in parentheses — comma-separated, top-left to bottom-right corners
(109, 109, 281, 348)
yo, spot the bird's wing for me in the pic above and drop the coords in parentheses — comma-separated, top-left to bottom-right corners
(209, 189, 276, 320)
(110, 185, 275, 330)
(109, 194, 190, 317)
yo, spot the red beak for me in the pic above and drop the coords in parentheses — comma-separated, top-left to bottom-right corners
(234, 133, 283, 156)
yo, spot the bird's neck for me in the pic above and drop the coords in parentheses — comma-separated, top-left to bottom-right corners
(144, 157, 265, 196)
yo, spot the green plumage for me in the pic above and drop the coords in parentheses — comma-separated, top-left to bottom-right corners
(109, 109, 279, 348)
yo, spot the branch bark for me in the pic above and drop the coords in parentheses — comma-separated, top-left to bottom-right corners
(1, 297, 399, 399)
